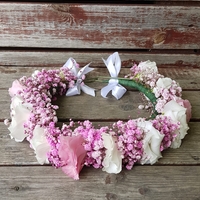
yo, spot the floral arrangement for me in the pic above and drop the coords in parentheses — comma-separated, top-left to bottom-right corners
(4, 52, 192, 180)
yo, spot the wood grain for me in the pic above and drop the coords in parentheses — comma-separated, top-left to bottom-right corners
(1, 66, 199, 120)
(0, 166, 200, 200)
(1, 122, 199, 166)
(0, 3, 199, 49)
(1, 66, 200, 90)
(0, 1, 199, 200)
(0, 51, 199, 68)
(1, 89, 200, 120)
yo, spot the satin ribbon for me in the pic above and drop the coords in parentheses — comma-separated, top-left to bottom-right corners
(63, 58, 95, 97)
(101, 52, 126, 100)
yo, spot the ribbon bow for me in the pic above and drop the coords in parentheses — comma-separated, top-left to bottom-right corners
(63, 58, 95, 97)
(101, 52, 127, 100)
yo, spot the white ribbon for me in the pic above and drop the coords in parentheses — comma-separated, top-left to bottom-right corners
(63, 58, 95, 97)
(101, 52, 126, 100)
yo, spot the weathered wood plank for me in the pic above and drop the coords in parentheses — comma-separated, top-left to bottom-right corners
(0, 165, 200, 200)
(1, 89, 200, 120)
(0, 122, 36, 165)
(1, 122, 199, 165)
(1, 66, 200, 90)
(1, 65, 199, 120)
(0, 3, 199, 49)
(0, 51, 199, 68)
(0, 1, 199, 199)
(56, 91, 200, 120)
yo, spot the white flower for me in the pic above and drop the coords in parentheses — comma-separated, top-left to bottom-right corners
(153, 77, 173, 98)
(29, 125, 51, 164)
(8, 96, 32, 142)
(157, 77, 173, 89)
(137, 120, 164, 165)
(163, 100, 189, 148)
(138, 60, 158, 74)
(155, 77, 173, 90)
(102, 133, 122, 174)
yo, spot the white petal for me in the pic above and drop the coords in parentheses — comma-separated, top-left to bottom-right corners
(8, 99, 32, 142)
(156, 77, 173, 89)
(163, 100, 189, 149)
(30, 126, 51, 164)
(164, 100, 186, 113)
(138, 60, 158, 73)
(102, 133, 122, 174)
(35, 143, 50, 164)
(138, 120, 164, 165)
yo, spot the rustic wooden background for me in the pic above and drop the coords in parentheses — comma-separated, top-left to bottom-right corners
(0, 1, 200, 200)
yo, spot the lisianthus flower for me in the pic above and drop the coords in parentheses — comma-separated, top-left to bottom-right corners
(138, 60, 158, 74)
(8, 96, 32, 142)
(163, 100, 189, 148)
(29, 125, 51, 164)
(155, 77, 173, 89)
(153, 77, 173, 98)
(102, 132, 122, 174)
(58, 135, 87, 180)
(177, 98, 192, 123)
(138, 120, 164, 165)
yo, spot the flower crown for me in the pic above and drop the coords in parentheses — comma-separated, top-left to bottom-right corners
(5, 52, 191, 180)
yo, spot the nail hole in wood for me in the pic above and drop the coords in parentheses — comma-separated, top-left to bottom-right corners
(14, 186, 20, 191)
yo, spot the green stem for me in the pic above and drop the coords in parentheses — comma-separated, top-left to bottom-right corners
(118, 78, 158, 119)
(85, 76, 158, 119)
(118, 79, 157, 104)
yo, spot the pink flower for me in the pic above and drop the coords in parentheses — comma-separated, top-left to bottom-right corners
(58, 135, 87, 180)
(9, 80, 25, 97)
(177, 99, 192, 123)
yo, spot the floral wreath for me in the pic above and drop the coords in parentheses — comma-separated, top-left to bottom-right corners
(5, 52, 192, 180)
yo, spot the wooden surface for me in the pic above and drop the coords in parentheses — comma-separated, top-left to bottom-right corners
(0, 3, 200, 49)
(0, 1, 200, 200)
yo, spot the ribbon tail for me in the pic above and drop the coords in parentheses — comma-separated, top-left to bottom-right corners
(66, 85, 81, 96)
(77, 63, 94, 77)
(103, 52, 121, 77)
(62, 58, 78, 76)
(101, 83, 116, 98)
(108, 52, 121, 75)
(81, 84, 95, 97)
(62, 58, 73, 68)
(112, 84, 127, 100)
